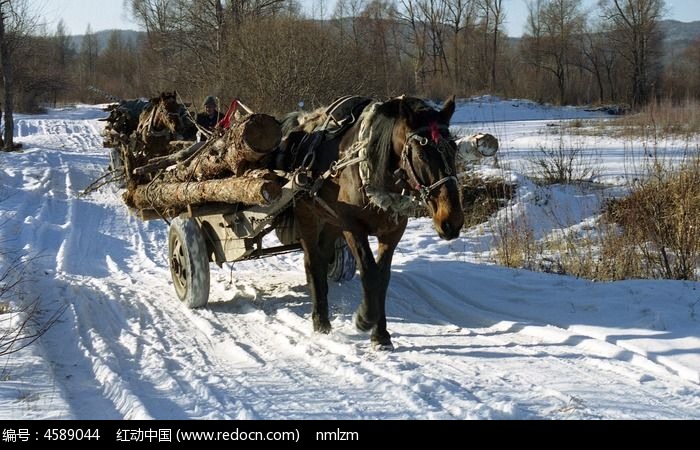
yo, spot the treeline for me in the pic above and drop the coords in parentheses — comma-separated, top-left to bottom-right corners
(9, 0, 700, 114)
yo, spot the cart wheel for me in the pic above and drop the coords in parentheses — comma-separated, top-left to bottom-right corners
(328, 237, 356, 282)
(168, 217, 210, 308)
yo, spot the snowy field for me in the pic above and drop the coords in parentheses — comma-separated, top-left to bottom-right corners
(0, 98, 698, 420)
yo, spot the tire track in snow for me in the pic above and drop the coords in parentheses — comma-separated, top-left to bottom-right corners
(403, 269, 700, 386)
(49, 273, 260, 419)
(7, 113, 222, 419)
(388, 270, 700, 418)
(31, 134, 260, 417)
(180, 273, 509, 419)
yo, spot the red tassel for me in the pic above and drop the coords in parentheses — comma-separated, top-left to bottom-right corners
(430, 121, 440, 143)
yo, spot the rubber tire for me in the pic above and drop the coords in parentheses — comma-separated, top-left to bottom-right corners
(168, 217, 210, 308)
(328, 237, 356, 282)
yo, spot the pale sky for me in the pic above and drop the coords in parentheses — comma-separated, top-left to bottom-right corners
(40, 0, 700, 38)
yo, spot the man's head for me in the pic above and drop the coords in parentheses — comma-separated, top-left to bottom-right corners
(203, 96, 218, 115)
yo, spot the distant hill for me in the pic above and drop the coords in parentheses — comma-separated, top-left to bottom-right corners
(659, 20, 700, 44)
(70, 29, 144, 52)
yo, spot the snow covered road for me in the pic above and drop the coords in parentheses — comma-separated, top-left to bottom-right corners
(1, 103, 698, 419)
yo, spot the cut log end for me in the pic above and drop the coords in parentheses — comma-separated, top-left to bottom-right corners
(242, 114, 282, 154)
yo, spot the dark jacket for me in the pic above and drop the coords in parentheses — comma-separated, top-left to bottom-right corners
(196, 111, 223, 130)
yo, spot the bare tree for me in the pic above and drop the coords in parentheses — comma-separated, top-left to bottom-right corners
(225, 0, 288, 25)
(97, 30, 140, 99)
(679, 37, 700, 99)
(333, 0, 370, 49)
(230, 17, 376, 112)
(522, 0, 585, 104)
(521, 0, 545, 101)
(49, 20, 76, 106)
(130, 0, 181, 89)
(475, 0, 505, 93)
(0, 0, 39, 150)
(598, 0, 665, 107)
(579, 18, 622, 103)
(79, 25, 99, 95)
(416, 0, 449, 82)
(396, 0, 429, 92)
(357, 1, 401, 95)
(445, 0, 477, 92)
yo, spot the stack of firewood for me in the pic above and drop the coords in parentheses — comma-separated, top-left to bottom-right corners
(121, 110, 284, 218)
(100, 99, 150, 148)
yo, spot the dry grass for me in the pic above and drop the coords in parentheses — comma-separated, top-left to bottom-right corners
(601, 99, 700, 138)
(490, 97, 700, 281)
(491, 155, 700, 281)
(492, 210, 538, 270)
(460, 174, 516, 227)
(604, 157, 700, 280)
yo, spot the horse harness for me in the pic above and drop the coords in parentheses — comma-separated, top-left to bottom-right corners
(397, 124, 458, 209)
(298, 98, 457, 218)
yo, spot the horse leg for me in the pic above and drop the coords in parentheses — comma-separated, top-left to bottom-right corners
(370, 227, 405, 349)
(344, 226, 404, 349)
(298, 223, 334, 334)
(343, 231, 381, 332)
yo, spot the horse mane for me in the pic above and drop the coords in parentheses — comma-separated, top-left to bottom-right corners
(357, 97, 435, 217)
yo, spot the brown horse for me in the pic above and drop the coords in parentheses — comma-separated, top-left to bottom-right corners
(135, 92, 190, 159)
(284, 96, 463, 350)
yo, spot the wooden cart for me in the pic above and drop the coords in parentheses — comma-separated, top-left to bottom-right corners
(101, 97, 355, 309)
(164, 172, 356, 309)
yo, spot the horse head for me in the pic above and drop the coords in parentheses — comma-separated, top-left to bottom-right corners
(389, 96, 464, 240)
(154, 91, 183, 135)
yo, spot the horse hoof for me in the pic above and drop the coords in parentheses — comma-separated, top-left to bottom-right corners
(314, 319, 332, 334)
(371, 341, 395, 352)
(353, 312, 374, 332)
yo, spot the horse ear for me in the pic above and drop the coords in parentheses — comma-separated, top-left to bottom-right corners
(399, 98, 416, 127)
(440, 95, 456, 123)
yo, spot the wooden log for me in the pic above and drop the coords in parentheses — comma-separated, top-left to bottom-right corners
(163, 113, 281, 182)
(133, 141, 206, 176)
(123, 175, 282, 213)
(163, 138, 230, 182)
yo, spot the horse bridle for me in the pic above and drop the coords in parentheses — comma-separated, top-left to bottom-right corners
(398, 124, 458, 207)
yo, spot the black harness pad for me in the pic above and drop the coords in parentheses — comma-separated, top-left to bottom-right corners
(323, 95, 373, 138)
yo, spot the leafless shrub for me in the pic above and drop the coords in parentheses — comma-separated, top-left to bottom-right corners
(503, 151, 700, 281)
(0, 239, 65, 357)
(1, 297, 65, 357)
(530, 136, 599, 184)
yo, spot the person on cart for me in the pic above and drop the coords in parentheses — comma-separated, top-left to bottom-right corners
(192, 95, 224, 140)
(197, 96, 223, 129)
